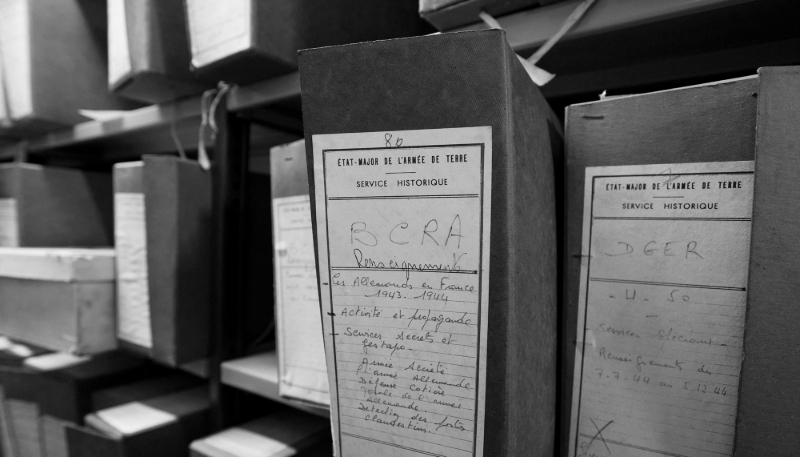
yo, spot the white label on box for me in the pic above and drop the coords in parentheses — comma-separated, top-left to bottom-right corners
(107, 0, 132, 86)
(185, 0, 251, 68)
(114, 192, 152, 348)
(312, 127, 492, 457)
(0, 198, 18, 246)
(568, 161, 754, 457)
(0, 51, 9, 123)
(41, 415, 69, 457)
(7, 400, 42, 457)
(0, 0, 33, 119)
(273, 194, 330, 406)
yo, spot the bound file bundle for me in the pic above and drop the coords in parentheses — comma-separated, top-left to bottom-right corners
(563, 68, 800, 457)
(0, 163, 113, 247)
(66, 386, 211, 457)
(189, 410, 330, 457)
(113, 156, 212, 366)
(0, 248, 117, 354)
(107, 0, 213, 103)
(270, 140, 329, 406)
(0, 0, 138, 136)
(299, 29, 562, 456)
(183, 0, 426, 83)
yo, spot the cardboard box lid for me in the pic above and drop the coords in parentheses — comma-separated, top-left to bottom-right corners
(0, 248, 115, 282)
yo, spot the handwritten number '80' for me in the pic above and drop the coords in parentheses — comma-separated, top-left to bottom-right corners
(385, 133, 403, 148)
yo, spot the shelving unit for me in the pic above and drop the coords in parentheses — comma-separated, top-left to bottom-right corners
(0, 0, 796, 437)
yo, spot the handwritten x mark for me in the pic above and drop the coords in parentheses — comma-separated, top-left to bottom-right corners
(588, 418, 613, 454)
(660, 167, 681, 185)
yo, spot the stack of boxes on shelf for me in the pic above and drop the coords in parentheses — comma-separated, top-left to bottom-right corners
(1, 0, 799, 456)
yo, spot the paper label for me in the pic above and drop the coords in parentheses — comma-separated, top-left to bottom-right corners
(273, 194, 330, 405)
(41, 415, 69, 457)
(185, 0, 251, 68)
(0, 198, 19, 246)
(312, 127, 492, 457)
(0, 50, 9, 123)
(114, 193, 152, 348)
(0, 0, 32, 119)
(107, 0, 132, 86)
(569, 161, 754, 457)
(7, 400, 42, 457)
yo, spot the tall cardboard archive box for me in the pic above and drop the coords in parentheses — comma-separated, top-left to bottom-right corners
(269, 140, 330, 407)
(183, 0, 427, 83)
(107, 0, 213, 103)
(299, 29, 562, 456)
(0, 0, 139, 137)
(733, 66, 800, 456)
(0, 248, 117, 354)
(562, 71, 800, 457)
(113, 156, 212, 366)
(0, 164, 113, 247)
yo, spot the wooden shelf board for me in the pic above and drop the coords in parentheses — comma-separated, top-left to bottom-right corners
(221, 351, 330, 418)
(0, 73, 303, 160)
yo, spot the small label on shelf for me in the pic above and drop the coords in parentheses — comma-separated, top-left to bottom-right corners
(311, 127, 492, 457)
(569, 161, 754, 457)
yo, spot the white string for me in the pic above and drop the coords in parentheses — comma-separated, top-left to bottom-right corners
(479, 0, 600, 86)
(197, 82, 232, 171)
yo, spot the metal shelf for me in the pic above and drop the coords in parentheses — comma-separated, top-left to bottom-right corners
(0, 73, 302, 162)
(220, 351, 330, 419)
(453, 0, 799, 98)
(2, 0, 797, 160)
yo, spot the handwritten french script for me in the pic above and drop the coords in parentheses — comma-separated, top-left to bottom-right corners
(273, 195, 330, 405)
(312, 128, 492, 457)
(569, 161, 754, 457)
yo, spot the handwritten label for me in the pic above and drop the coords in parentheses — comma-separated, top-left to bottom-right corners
(185, 0, 251, 68)
(312, 127, 492, 457)
(569, 161, 754, 457)
(0, 198, 18, 246)
(114, 192, 152, 348)
(273, 194, 330, 405)
(0, 0, 32, 119)
(107, 0, 131, 86)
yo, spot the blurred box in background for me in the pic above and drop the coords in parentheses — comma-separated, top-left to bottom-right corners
(269, 140, 329, 406)
(0, 163, 113, 247)
(113, 156, 211, 366)
(0, 0, 140, 137)
(184, 0, 427, 84)
(0, 248, 117, 355)
(107, 0, 214, 103)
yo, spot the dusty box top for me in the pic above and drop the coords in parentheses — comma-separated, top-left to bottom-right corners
(0, 247, 115, 282)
